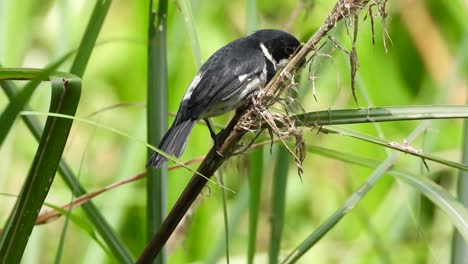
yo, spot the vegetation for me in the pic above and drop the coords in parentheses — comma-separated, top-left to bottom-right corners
(0, 0, 466, 263)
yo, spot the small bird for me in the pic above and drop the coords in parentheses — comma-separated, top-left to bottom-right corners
(147, 29, 301, 168)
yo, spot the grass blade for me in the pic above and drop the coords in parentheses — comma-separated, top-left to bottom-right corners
(269, 146, 290, 264)
(281, 121, 430, 264)
(395, 171, 468, 240)
(54, 114, 99, 264)
(205, 181, 249, 263)
(0, 60, 69, 147)
(295, 105, 468, 127)
(0, 79, 133, 262)
(1, 0, 134, 260)
(66, 0, 135, 261)
(451, 119, 468, 263)
(246, 0, 257, 33)
(218, 171, 230, 264)
(176, 0, 202, 68)
(321, 125, 468, 172)
(247, 148, 264, 264)
(147, 1, 168, 264)
(0, 75, 81, 262)
(0, 193, 113, 259)
(308, 144, 468, 241)
(69, 0, 112, 77)
(245, 2, 260, 262)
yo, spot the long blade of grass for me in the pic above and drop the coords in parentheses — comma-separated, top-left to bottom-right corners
(69, 0, 112, 77)
(450, 30, 468, 264)
(245, 2, 261, 262)
(25, 105, 467, 175)
(0, 0, 34, 65)
(20, 111, 231, 190)
(205, 181, 250, 263)
(146, 2, 168, 264)
(247, 148, 264, 264)
(294, 105, 468, 127)
(394, 170, 468, 240)
(246, 0, 257, 34)
(281, 121, 430, 264)
(0, 75, 81, 263)
(176, 0, 202, 68)
(321, 125, 468, 172)
(451, 119, 468, 263)
(308, 144, 468, 241)
(1, 0, 134, 260)
(54, 114, 99, 264)
(268, 146, 290, 264)
(66, 0, 135, 261)
(0, 193, 112, 259)
(0, 80, 134, 263)
(0, 60, 69, 147)
(217, 171, 230, 264)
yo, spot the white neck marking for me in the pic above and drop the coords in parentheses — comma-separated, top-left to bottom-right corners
(260, 43, 277, 70)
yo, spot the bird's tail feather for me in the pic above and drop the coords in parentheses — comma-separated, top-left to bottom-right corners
(146, 119, 196, 168)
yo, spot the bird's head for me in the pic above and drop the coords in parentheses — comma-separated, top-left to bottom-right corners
(252, 29, 301, 68)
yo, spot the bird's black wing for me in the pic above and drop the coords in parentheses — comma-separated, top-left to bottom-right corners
(180, 38, 267, 120)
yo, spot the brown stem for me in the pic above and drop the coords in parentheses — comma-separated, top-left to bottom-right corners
(137, 109, 247, 263)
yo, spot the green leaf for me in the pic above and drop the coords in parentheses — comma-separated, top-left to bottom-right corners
(451, 119, 468, 263)
(394, 171, 468, 240)
(294, 105, 468, 127)
(205, 182, 250, 263)
(218, 171, 230, 264)
(321, 125, 468, 172)
(66, 1, 135, 261)
(0, 193, 112, 258)
(310, 144, 468, 240)
(176, 0, 202, 68)
(146, 3, 168, 264)
(1, 0, 134, 261)
(69, 0, 113, 78)
(0, 60, 69, 147)
(269, 146, 290, 264)
(247, 148, 264, 264)
(281, 121, 430, 264)
(0, 79, 134, 263)
(0, 73, 81, 263)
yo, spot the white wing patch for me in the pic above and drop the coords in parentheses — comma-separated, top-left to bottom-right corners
(238, 74, 248, 82)
(260, 42, 277, 70)
(182, 71, 204, 101)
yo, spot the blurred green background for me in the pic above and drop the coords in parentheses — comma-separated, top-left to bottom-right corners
(0, 0, 466, 263)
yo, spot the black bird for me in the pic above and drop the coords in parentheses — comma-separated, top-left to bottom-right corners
(147, 29, 300, 168)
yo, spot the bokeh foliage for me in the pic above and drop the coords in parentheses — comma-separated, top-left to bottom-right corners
(0, 0, 466, 263)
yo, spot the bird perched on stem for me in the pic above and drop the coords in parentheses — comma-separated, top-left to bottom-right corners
(147, 29, 301, 168)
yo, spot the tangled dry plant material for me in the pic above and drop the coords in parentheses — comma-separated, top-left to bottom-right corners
(238, 0, 389, 177)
